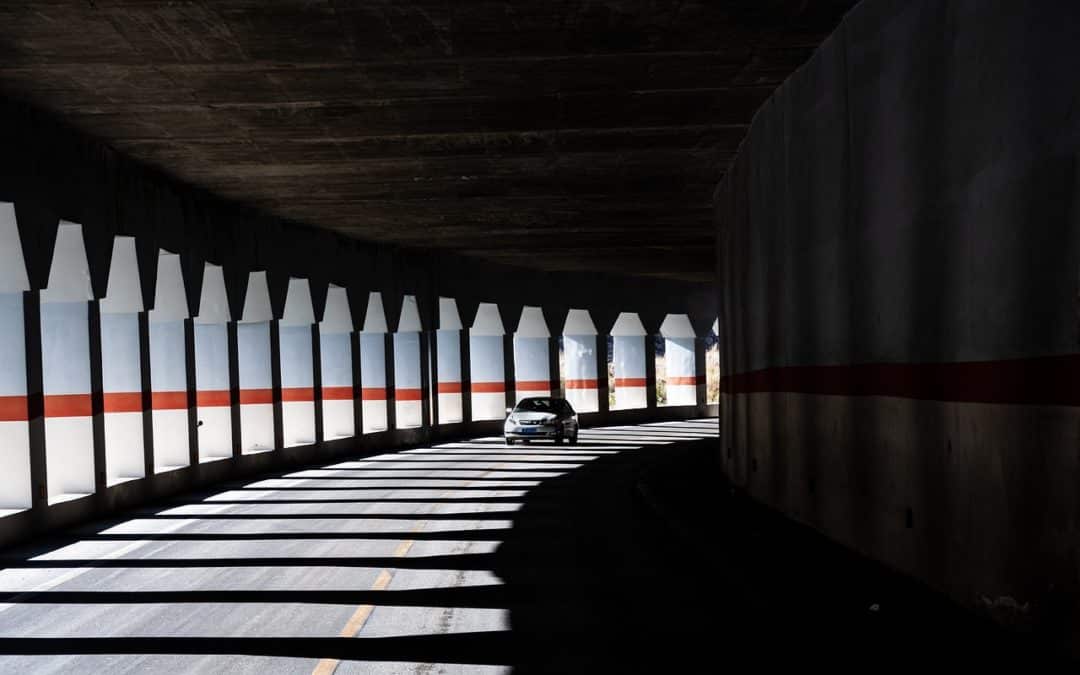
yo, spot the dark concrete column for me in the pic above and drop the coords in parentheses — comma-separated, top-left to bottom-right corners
(595, 333, 610, 416)
(383, 332, 396, 431)
(694, 336, 708, 410)
(138, 312, 155, 475)
(311, 323, 324, 444)
(87, 300, 107, 494)
(548, 336, 561, 399)
(22, 291, 47, 507)
(226, 321, 242, 458)
(184, 318, 199, 466)
(460, 328, 472, 423)
(428, 329, 440, 427)
(269, 320, 284, 450)
(645, 334, 658, 410)
(503, 333, 516, 411)
(419, 329, 432, 430)
(350, 331, 363, 436)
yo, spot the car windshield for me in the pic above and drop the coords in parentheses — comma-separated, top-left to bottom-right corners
(515, 398, 557, 413)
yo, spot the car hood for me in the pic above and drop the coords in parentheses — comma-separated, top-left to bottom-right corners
(511, 412, 558, 422)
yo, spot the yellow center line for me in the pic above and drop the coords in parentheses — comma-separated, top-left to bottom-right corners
(311, 459, 502, 675)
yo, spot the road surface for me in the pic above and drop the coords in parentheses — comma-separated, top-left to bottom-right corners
(0, 420, 719, 674)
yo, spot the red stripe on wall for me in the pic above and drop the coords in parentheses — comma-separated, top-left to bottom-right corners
(472, 381, 505, 393)
(282, 387, 315, 403)
(239, 388, 273, 405)
(44, 393, 92, 418)
(0, 395, 28, 422)
(720, 355, 1080, 406)
(361, 387, 386, 401)
(103, 392, 142, 413)
(197, 390, 231, 407)
(614, 377, 647, 387)
(322, 386, 354, 401)
(396, 388, 423, 401)
(565, 379, 598, 390)
(668, 376, 699, 386)
(516, 380, 550, 392)
(437, 381, 462, 394)
(152, 391, 189, 410)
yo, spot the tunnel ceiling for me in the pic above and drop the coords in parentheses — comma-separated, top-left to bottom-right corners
(0, 1, 854, 283)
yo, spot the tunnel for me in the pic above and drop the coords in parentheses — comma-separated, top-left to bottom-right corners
(0, 0, 1075, 671)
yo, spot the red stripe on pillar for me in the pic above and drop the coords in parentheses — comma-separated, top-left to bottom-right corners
(437, 381, 462, 394)
(0, 395, 28, 422)
(361, 387, 386, 401)
(614, 377, 647, 387)
(565, 379, 598, 389)
(103, 392, 143, 413)
(197, 390, 231, 407)
(44, 393, 93, 418)
(322, 386, 354, 401)
(472, 381, 505, 393)
(282, 387, 315, 402)
(152, 391, 189, 410)
(516, 380, 550, 392)
(668, 376, 699, 386)
(239, 388, 273, 405)
(396, 388, 423, 401)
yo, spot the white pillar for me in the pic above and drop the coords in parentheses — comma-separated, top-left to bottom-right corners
(394, 295, 423, 429)
(319, 284, 355, 439)
(0, 203, 32, 512)
(563, 309, 598, 413)
(514, 306, 550, 401)
(280, 278, 315, 447)
(435, 297, 463, 423)
(469, 303, 505, 420)
(611, 312, 647, 409)
(237, 270, 274, 453)
(193, 263, 232, 461)
(360, 292, 388, 432)
(99, 236, 145, 484)
(149, 251, 190, 471)
(661, 314, 698, 406)
(40, 222, 95, 503)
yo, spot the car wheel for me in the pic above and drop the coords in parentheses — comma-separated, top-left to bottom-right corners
(555, 431, 565, 446)
(569, 429, 579, 445)
(505, 438, 515, 446)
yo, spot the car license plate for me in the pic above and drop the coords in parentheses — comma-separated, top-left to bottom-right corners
(520, 427, 536, 434)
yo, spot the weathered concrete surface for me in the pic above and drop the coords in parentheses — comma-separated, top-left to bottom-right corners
(715, 0, 1080, 654)
(0, 0, 857, 281)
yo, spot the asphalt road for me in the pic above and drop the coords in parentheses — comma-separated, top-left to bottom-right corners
(0, 419, 720, 674)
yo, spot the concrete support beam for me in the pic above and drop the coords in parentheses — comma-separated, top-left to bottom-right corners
(419, 329, 432, 430)
(459, 327, 472, 424)
(548, 337, 561, 400)
(502, 333, 516, 412)
(311, 323, 323, 445)
(693, 336, 707, 410)
(645, 336, 658, 410)
(87, 299, 106, 496)
(383, 332, 396, 432)
(268, 320, 284, 450)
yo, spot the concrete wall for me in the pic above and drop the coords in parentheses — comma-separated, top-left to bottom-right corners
(715, 0, 1080, 650)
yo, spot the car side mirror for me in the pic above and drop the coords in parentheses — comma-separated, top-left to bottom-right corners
(505, 407, 514, 414)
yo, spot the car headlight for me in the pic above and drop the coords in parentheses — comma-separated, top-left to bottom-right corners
(505, 416, 516, 425)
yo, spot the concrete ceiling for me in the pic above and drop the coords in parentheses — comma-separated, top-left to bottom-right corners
(0, 1, 855, 282)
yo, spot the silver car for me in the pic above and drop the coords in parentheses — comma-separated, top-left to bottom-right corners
(504, 397, 580, 445)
